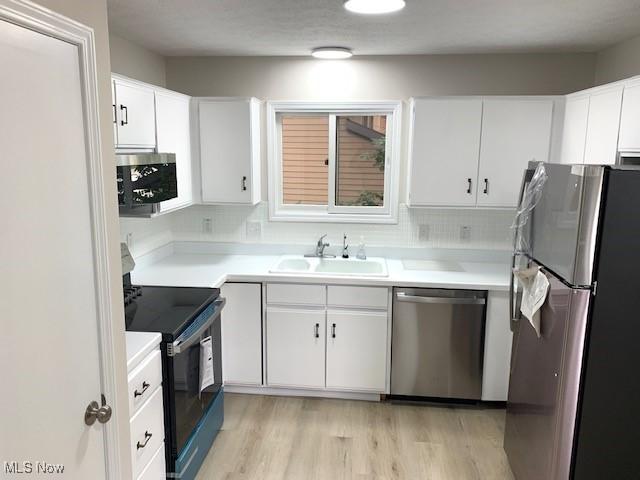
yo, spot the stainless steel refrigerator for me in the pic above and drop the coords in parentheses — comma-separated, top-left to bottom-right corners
(505, 163, 640, 480)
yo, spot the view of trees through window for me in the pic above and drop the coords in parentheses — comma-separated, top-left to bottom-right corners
(281, 114, 387, 207)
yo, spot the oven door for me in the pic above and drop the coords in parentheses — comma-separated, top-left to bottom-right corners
(166, 298, 224, 468)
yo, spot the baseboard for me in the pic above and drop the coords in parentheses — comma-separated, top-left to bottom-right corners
(224, 384, 381, 402)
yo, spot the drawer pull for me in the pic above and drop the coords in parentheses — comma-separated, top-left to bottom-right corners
(134, 381, 150, 398)
(314, 323, 319, 338)
(136, 431, 152, 450)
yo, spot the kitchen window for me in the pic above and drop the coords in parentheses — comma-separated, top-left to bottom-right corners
(267, 101, 402, 223)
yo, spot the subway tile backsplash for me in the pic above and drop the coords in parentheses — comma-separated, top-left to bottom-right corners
(121, 202, 516, 259)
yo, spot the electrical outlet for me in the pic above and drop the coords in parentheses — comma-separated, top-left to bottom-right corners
(202, 217, 213, 234)
(418, 224, 430, 241)
(460, 225, 471, 242)
(246, 221, 262, 240)
(126, 232, 133, 248)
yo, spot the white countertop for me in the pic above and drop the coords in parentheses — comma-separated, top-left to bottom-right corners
(125, 331, 162, 372)
(131, 252, 510, 291)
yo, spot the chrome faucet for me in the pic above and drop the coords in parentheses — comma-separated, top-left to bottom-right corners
(305, 234, 335, 258)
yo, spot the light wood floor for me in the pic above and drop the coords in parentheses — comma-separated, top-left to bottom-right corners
(196, 393, 514, 480)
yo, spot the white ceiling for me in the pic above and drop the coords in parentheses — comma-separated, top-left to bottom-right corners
(107, 0, 640, 56)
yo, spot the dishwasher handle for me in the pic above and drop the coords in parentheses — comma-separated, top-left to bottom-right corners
(395, 292, 486, 305)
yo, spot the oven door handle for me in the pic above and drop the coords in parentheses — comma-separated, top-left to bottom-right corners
(168, 297, 226, 356)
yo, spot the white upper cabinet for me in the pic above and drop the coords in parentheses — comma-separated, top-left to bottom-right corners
(155, 91, 193, 213)
(583, 85, 623, 165)
(618, 80, 640, 152)
(113, 78, 156, 148)
(198, 98, 261, 204)
(477, 99, 553, 207)
(560, 94, 590, 164)
(408, 98, 482, 206)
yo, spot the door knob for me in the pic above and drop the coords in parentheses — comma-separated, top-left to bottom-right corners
(85, 395, 113, 425)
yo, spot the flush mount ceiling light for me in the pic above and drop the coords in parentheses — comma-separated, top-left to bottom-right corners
(311, 47, 353, 59)
(344, 0, 406, 14)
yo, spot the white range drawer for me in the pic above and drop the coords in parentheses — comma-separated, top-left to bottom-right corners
(327, 285, 389, 310)
(137, 442, 165, 480)
(130, 386, 165, 478)
(128, 348, 162, 416)
(267, 283, 326, 306)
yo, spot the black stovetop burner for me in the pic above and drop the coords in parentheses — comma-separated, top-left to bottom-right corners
(122, 273, 220, 339)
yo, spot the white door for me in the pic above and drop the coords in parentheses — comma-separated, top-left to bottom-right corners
(583, 86, 623, 165)
(114, 79, 156, 148)
(199, 100, 255, 204)
(560, 95, 590, 164)
(266, 308, 325, 389)
(156, 91, 193, 213)
(477, 99, 553, 207)
(326, 310, 387, 392)
(0, 18, 109, 478)
(221, 283, 263, 386)
(409, 98, 482, 206)
(619, 82, 640, 151)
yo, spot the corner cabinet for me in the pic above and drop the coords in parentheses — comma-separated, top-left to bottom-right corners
(197, 98, 262, 205)
(408, 97, 554, 208)
(112, 78, 157, 148)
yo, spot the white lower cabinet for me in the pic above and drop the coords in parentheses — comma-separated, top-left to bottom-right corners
(266, 307, 326, 389)
(221, 283, 262, 386)
(264, 283, 390, 395)
(326, 310, 388, 392)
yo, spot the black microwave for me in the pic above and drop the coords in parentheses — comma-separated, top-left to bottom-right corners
(117, 152, 178, 216)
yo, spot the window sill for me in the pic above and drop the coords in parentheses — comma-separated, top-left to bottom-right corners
(269, 209, 398, 224)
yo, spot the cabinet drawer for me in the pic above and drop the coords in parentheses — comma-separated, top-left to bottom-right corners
(327, 286, 388, 310)
(130, 387, 165, 479)
(128, 348, 162, 416)
(137, 442, 165, 480)
(267, 283, 326, 306)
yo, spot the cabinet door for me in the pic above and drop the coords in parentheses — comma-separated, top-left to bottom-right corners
(619, 82, 640, 151)
(156, 92, 193, 213)
(409, 98, 482, 206)
(477, 99, 553, 207)
(220, 283, 262, 386)
(199, 99, 260, 204)
(114, 80, 156, 148)
(481, 291, 512, 401)
(326, 310, 387, 392)
(266, 307, 325, 389)
(584, 86, 623, 165)
(560, 95, 589, 164)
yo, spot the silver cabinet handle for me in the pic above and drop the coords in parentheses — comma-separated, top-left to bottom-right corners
(314, 323, 319, 338)
(483, 178, 489, 194)
(241, 176, 247, 191)
(467, 178, 472, 194)
(331, 323, 336, 338)
(136, 431, 152, 450)
(395, 292, 485, 305)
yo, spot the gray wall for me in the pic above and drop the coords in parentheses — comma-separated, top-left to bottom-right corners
(30, 1, 131, 477)
(166, 53, 596, 99)
(595, 35, 640, 85)
(110, 33, 167, 86)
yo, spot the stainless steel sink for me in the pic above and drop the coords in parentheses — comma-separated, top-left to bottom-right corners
(270, 255, 388, 277)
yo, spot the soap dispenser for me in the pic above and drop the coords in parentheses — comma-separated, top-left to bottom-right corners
(356, 236, 367, 260)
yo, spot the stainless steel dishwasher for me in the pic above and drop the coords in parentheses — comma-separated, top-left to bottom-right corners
(391, 288, 486, 400)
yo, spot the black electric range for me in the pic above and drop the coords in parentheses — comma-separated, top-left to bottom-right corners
(123, 274, 225, 480)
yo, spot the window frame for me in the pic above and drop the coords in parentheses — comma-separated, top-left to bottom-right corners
(267, 101, 402, 223)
